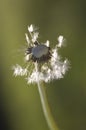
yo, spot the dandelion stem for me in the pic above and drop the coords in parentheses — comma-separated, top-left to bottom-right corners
(37, 82, 59, 130)
(35, 62, 59, 130)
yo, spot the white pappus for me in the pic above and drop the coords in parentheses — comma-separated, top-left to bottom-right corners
(13, 24, 69, 83)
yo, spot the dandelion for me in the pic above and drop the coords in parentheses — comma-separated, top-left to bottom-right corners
(13, 24, 69, 130)
(13, 24, 69, 83)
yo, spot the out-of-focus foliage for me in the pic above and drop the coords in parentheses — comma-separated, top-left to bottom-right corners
(0, 0, 86, 130)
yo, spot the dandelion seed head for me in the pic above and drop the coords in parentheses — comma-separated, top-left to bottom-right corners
(13, 24, 70, 84)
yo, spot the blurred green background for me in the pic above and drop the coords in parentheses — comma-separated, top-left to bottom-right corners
(0, 0, 86, 130)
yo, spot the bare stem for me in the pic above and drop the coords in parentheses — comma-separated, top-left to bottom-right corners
(35, 62, 59, 130)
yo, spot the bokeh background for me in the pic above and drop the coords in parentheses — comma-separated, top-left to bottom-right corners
(0, 0, 86, 130)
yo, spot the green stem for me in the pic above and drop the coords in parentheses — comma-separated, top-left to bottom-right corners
(35, 62, 59, 130)
(37, 81, 59, 130)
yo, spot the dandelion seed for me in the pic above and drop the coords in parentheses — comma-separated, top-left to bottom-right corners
(25, 33, 30, 45)
(13, 24, 69, 83)
(31, 32, 39, 43)
(28, 24, 34, 33)
(57, 35, 66, 47)
(13, 64, 28, 76)
(45, 40, 50, 47)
